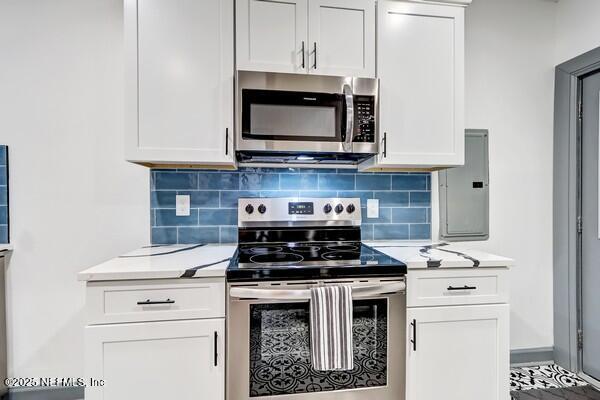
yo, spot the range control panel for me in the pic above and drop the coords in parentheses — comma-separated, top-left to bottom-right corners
(238, 198, 362, 226)
(288, 202, 314, 215)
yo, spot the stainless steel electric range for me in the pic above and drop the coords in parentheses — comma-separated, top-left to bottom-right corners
(227, 197, 407, 400)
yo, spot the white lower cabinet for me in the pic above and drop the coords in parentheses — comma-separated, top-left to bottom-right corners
(406, 304, 510, 400)
(85, 318, 224, 400)
(84, 279, 225, 400)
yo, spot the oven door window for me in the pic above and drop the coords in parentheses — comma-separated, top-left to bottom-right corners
(241, 89, 345, 142)
(249, 299, 387, 397)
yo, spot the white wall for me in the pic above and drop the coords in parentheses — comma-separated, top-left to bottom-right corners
(0, 0, 593, 379)
(555, 0, 600, 64)
(433, 0, 557, 351)
(0, 0, 149, 378)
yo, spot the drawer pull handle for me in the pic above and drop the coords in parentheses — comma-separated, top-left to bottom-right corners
(137, 299, 175, 305)
(214, 331, 218, 367)
(410, 319, 417, 351)
(447, 285, 477, 291)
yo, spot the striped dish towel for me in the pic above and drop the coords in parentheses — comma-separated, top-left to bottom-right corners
(309, 285, 354, 371)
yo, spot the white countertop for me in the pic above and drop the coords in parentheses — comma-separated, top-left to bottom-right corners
(0, 244, 13, 253)
(78, 244, 237, 282)
(78, 240, 512, 282)
(365, 241, 514, 269)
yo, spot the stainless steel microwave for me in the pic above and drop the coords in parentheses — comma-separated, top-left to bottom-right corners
(236, 71, 379, 165)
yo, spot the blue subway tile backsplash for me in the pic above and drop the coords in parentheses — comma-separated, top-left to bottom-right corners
(392, 174, 427, 191)
(373, 224, 410, 241)
(356, 174, 391, 190)
(318, 174, 355, 191)
(150, 168, 431, 244)
(0, 146, 8, 244)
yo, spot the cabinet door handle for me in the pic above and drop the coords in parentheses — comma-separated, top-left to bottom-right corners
(136, 299, 175, 305)
(313, 42, 317, 69)
(382, 132, 387, 158)
(301, 41, 305, 69)
(225, 128, 229, 156)
(447, 285, 477, 291)
(410, 319, 417, 351)
(214, 331, 218, 367)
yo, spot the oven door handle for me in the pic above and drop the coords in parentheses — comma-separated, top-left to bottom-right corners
(229, 281, 406, 300)
(342, 83, 354, 152)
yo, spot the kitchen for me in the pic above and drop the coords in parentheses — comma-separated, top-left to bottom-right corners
(0, 0, 599, 400)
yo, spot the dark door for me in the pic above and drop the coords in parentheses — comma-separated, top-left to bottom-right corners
(580, 70, 600, 381)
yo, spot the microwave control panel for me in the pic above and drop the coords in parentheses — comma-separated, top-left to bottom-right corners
(353, 95, 375, 143)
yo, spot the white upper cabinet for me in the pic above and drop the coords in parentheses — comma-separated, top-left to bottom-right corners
(308, 0, 375, 77)
(236, 0, 375, 78)
(236, 0, 308, 74)
(361, 1, 465, 170)
(406, 305, 510, 400)
(124, 0, 235, 167)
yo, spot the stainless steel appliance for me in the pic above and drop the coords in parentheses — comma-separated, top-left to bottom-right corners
(227, 198, 406, 400)
(236, 72, 379, 165)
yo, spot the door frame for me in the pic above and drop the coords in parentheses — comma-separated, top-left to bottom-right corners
(554, 46, 600, 383)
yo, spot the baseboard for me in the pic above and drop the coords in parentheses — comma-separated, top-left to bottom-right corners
(0, 349, 554, 399)
(511, 347, 555, 366)
(3, 387, 84, 400)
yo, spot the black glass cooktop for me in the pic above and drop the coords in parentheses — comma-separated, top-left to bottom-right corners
(227, 242, 407, 282)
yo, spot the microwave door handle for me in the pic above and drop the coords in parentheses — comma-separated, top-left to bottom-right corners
(343, 84, 354, 152)
(229, 281, 405, 300)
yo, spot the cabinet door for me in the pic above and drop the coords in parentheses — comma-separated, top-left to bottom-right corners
(308, 0, 375, 77)
(236, 0, 308, 74)
(370, 1, 465, 169)
(124, 0, 235, 166)
(85, 319, 224, 400)
(406, 305, 510, 400)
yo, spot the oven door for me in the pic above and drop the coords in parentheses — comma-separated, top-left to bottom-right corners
(240, 88, 351, 154)
(227, 279, 406, 400)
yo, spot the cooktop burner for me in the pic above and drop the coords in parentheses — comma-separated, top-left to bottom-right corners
(289, 245, 321, 253)
(326, 244, 359, 251)
(238, 242, 365, 265)
(245, 246, 283, 254)
(249, 252, 304, 265)
(321, 250, 361, 261)
(228, 241, 406, 281)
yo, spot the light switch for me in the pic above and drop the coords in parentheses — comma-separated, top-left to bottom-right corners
(367, 199, 379, 219)
(176, 195, 191, 216)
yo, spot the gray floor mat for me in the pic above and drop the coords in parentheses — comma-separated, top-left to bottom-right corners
(511, 386, 600, 400)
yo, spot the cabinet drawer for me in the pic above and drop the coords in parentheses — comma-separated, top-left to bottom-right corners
(86, 278, 225, 325)
(407, 268, 509, 307)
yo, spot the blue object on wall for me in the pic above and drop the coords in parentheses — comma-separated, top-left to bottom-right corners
(0, 146, 8, 244)
(150, 168, 432, 244)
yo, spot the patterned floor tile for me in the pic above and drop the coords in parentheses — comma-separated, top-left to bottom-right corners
(511, 364, 592, 399)
(511, 364, 589, 391)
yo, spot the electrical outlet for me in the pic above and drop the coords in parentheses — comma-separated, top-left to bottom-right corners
(176, 195, 191, 216)
(367, 199, 379, 219)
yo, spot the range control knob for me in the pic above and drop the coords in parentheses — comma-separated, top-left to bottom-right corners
(258, 204, 267, 214)
(346, 204, 356, 214)
(323, 204, 332, 214)
(245, 204, 254, 214)
(335, 204, 344, 214)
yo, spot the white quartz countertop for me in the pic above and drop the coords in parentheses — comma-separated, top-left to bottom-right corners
(78, 240, 512, 282)
(365, 241, 514, 269)
(78, 244, 237, 282)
